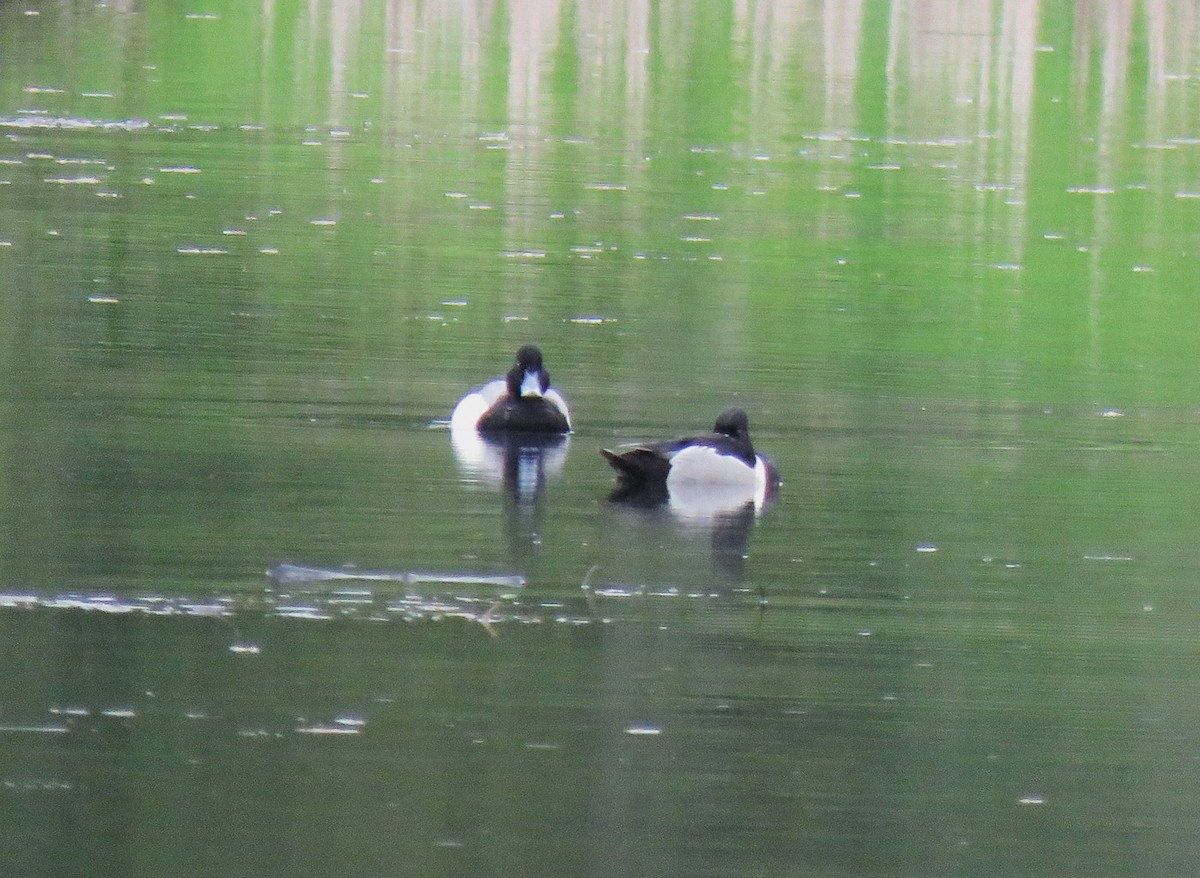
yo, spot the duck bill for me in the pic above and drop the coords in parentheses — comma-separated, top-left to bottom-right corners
(519, 369, 544, 398)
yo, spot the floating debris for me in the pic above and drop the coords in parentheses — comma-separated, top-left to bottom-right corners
(625, 726, 662, 736)
(567, 315, 613, 325)
(0, 565, 747, 633)
(266, 562, 525, 588)
(0, 117, 150, 132)
(296, 724, 360, 736)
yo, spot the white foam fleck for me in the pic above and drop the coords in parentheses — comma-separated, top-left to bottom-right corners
(296, 724, 360, 735)
(567, 316, 615, 325)
(0, 724, 68, 734)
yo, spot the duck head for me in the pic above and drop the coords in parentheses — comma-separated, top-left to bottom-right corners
(507, 344, 551, 399)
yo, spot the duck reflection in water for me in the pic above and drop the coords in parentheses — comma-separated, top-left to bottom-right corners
(450, 345, 572, 559)
(451, 431, 569, 561)
(601, 407, 781, 581)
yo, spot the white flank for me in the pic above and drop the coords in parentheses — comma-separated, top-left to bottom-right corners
(543, 389, 572, 429)
(667, 446, 756, 488)
(662, 447, 773, 516)
(754, 457, 770, 508)
(449, 378, 506, 433)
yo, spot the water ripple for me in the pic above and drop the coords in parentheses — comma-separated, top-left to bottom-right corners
(0, 116, 150, 131)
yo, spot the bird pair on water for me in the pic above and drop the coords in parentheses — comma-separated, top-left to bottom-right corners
(451, 344, 780, 505)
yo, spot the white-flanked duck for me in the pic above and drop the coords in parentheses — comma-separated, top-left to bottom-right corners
(601, 407, 780, 514)
(450, 344, 571, 435)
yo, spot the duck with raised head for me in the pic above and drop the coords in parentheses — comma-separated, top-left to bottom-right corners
(451, 344, 571, 435)
(601, 407, 780, 512)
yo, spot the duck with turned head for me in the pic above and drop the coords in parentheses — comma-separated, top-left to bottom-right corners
(451, 344, 571, 435)
(601, 407, 780, 514)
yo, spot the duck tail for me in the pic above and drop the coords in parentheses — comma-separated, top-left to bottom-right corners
(600, 447, 670, 485)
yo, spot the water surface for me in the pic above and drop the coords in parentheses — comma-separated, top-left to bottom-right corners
(2, 2, 1200, 876)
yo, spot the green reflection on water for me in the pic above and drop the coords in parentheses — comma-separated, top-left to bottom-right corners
(2, 2, 1200, 877)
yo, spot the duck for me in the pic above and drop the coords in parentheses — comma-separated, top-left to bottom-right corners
(450, 344, 571, 435)
(601, 407, 780, 512)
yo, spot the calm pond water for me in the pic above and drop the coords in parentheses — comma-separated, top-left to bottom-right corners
(3, 1, 1200, 876)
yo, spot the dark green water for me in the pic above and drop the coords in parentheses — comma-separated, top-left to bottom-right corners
(3, 2, 1200, 876)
